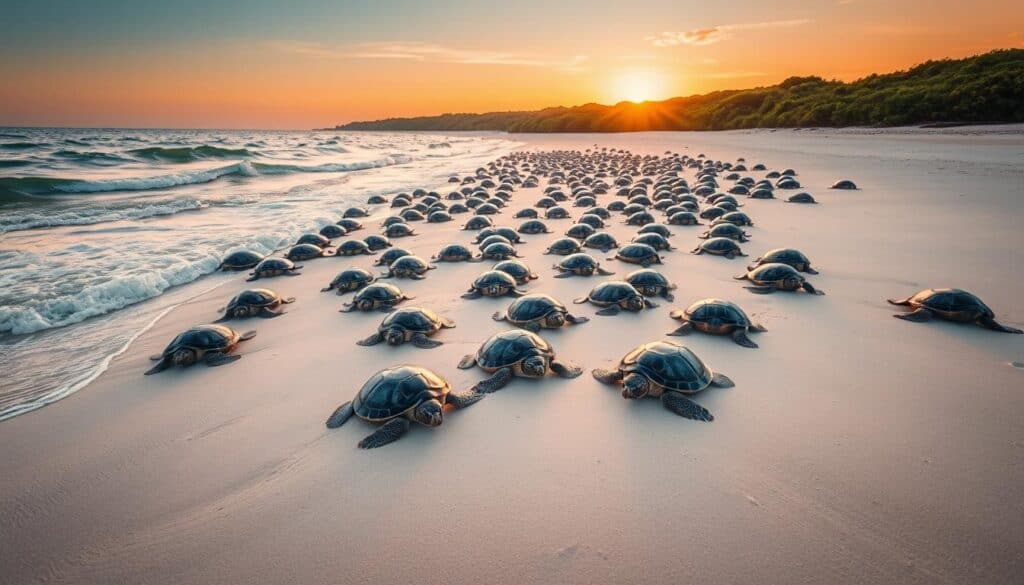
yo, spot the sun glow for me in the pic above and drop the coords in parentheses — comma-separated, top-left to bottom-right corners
(610, 69, 668, 103)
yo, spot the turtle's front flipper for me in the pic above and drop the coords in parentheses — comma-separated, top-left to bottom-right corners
(410, 333, 443, 348)
(410, 274, 425, 280)
(339, 304, 355, 313)
(259, 308, 285, 319)
(710, 372, 735, 388)
(205, 352, 241, 367)
(356, 332, 383, 346)
(595, 306, 620, 316)
(550, 360, 583, 379)
(662, 391, 713, 422)
(282, 297, 295, 304)
(734, 273, 750, 281)
(802, 282, 824, 295)
(572, 297, 588, 304)
(462, 291, 482, 300)
(803, 267, 819, 275)
(662, 291, 675, 302)
(473, 367, 513, 393)
(667, 322, 693, 336)
(894, 308, 933, 323)
(887, 297, 912, 306)
(457, 354, 477, 369)
(596, 266, 615, 275)
(144, 357, 171, 376)
(358, 418, 410, 449)
(553, 271, 574, 279)
(644, 299, 660, 309)
(566, 313, 589, 325)
(326, 401, 355, 428)
(446, 389, 485, 409)
(976, 317, 1023, 334)
(744, 286, 775, 295)
(492, 311, 508, 322)
(509, 289, 526, 297)
(731, 329, 759, 348)
(239, 330, 257, 341)
(591, 368, 623, 384)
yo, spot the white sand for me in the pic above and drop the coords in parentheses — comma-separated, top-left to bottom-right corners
(1, 128, 1022, 585)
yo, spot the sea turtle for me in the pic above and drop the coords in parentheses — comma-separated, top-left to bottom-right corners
(432, 244, 482, 262)
(375, 247, 411, 267)
(216, 288, 294, 321)
(552, 253, 615, 278)
(574, 281, 657, 316)
(566, 223, 596, 240)
(336, 218, 363, 232)
(544, 237, 581, 255)
(631, 233, 673, 251)
(668, 299, 765, 348)
(343, 207, 369, 218)
(286, 243, 331, 261)
(357, 307, 456, 348)
(462, 270, 526, 299)
(367, 195, 388, 204)
(668, 211, 702, 226)
(609, 243, 662, 266)
(625, 211, 655, 226)
(384, 223, 416, 238)
(699, 207, 726, 221)
(463, 216, 493, 230)
(381, 216, 407, 228)
(296, 233, 332, 248)
(700, 223, 750, 242)
(322, 268, 376, 294)
(786, 192, 817, 204)
(335, 240, 375, 257)
(545, 206, 571, 219)
(319, 224, 347, 239)
(363, 235, 392, 251)
(749, 248, 818, 274)
(887, 289, 1022, 333)
(493, 259, 539, 285)
(637, 223, 673, 238)
(481, 242, 521, 261)
(515, 208, 539, 219)
(691, 237, 746, 259)
(591, 340, 733, 421)
(400, 209, 425, 222)
(219, 250, 266, 271)
(324, 365, 484, 449)
(247, 258, 302, 281)
(734, 263, 824, 294)
(458, 329, 582, 392)
(624, 268, 676, 301)
(583, 232, 619, 253)
(339, 282, 413, 312)
(380, 255, 436, 279)
(830, 180, 858, 190)
(518, 219, 551, 234)
(492, 293, 589, 332)
(717, 212, 754, 227)
(145, 324, 256, 375)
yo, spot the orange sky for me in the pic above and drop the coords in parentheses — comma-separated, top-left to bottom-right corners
(1, 0, 1021, 129)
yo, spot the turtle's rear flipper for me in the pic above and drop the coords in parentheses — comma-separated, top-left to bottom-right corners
(339, 304, 355, 313)
(144, 357, 170, 376)
(326, 401, 355, 428)
(591, 368, 623, 384)
(550, 360, 583, 379)
(894, 308, 932, 323)
(320, 286, 333, 293)
(356, 332, 383, 346)
(410, 333, 442, 348)
(977, 317, 1023, 334)
(734, 273, 749, 281)
(745, 286, 775, 295)
(595, 306, 620, 316)
(239, 330, 257, 341)
(259, 308, 285, 319)
(662, 392, 713, 421)
(358, 418, 410, 449)
(731, 329, 759, 349)
(667, 322, 693, 336)
(473, 367, 513, 393)
(447, 389, 484, 409)
(205, 353, 241, 367)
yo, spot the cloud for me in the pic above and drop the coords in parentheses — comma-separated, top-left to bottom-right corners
(648, 19, 812, 47)
(269, 40, 588, 72)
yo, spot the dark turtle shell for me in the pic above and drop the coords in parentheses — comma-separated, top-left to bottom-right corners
(718, 211, 754, 226)
(433, 244, 476, 261)
(390, 197, 411, 208)
(587, 281, 642, 304)
(787, 192, 817, 203)
(475, 329, 554, 369)
(668, 211, 701, 225)
(546, 237, 580, 255)
(587, 207, 611, 219)
(367, 195, 388, 204)
(476, 203, 500, 215)
(429, 211, 451, 223)
(515, 208, 539, 218)
(286, 243, 327, 261)
(619, 341, 714, 393)
(336, 218, 363, 232)
(631, 233, 672, 251)
(343, 207, 369, 218)
(463, 216, 493, 230)
(504, 293, 567, 323)
(353, 365, 449, 421)
(162, 324, 237, 355)
(682, 299, 752, 329)
(518, 219, 550, 234)
(364, 235, 392, 250)
(830, 179, 857, 190)
(400, 209, 425, 221)
(221, 250, 265, 270)
(252, 258, 298, 274)
(384, 223, 415, 238)
(493, 260, 536, 283)
(482, 242, 518, 260)
(557, 253, 599, 271)
(376, 247, 411, 266)
(296, 233, 331, 248)
(615, 243, 661, 263)
(337, 240, 372, 256)
(492, 227, 522, 243)
(606, 200, 626, 212)
(751, 248, 814, 272)
(577, 214, 605, 229)
(637, 223, 672, 238)
(699, 207, 726, 220)
(696, 237, 742, 255)
(746, 263, 804, 284)
(355, 282, 404, 303)
(326, 268, 375, 291)
(535, 196, 557, 208)
(471, 270, 518, 291)
(702, 223, 747, 241)
(477, 234, 512, 250)
(380, 307, 446, 334)
(625, 211, 655, 226)
(319, 224, 347, 239)
(448, 204, 470, 214)
(226, 288, 281, 312)
(905, 289, 994, 317)
(583, 232, 618, 250)
(566, 223, 596, 240)
(388, 255, 432, 275)
(545, 206, 570, 219)
(625, 268, 671, 293)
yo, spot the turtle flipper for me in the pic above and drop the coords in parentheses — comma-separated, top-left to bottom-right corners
(492, 311, 508, 322)
(550, 360, 583, 379)
(410, 333, 442, 348)
(731, 329, 759, 348)
(887, 297, 912, 306)
(239, 330, 257, 341)
(358, 418, 410, 449)
(573, 297, 588, 304)
(285, 270, 302, 276)
(662, 391, 713, 422)
(668, 322, 694, 336)
(566, 313, 589, 325)
(711, 372, 735, 388)
(205, 352, 241, 367)
(509, 289, 526, 297)
(446, 389, 485, 409)
(473, 367, 513, 393)
(596, 266, 615, 275)
(356, 332, 383, 346)
(749, 322, 768, 332)
(591, 368, 624, 384)
(595, 306, 620, 316)
(339, 303, 355, 313)
(662, 291, 675, 302)
(522, 321, 542, 333)
(259, 308, 285, 319)
(802, 282, 824, 295)
(457, 354, 477, 369)
(644, 299, 659, 309)
(894, 308, 933, 323)
(745, 286, 775, 295)
(326, 401, 355, 428)
(734, 273, 750, 281)
(282, 297, 295, 304)
(803, 266, 819, 275)
(976, 317, 1023, 334)
(462, 290, 483, 300)
(553, 271, 574, 279)
(144, 357, 171, 376)
(410, 274, 426, 280)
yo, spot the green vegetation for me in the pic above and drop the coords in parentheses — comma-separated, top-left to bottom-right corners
(335, 49, 1024, 132)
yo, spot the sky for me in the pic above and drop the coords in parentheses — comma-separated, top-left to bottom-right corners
(0, 0, 1021, 129)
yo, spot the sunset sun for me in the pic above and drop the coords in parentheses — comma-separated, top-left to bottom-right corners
(611, 69, 667, 103)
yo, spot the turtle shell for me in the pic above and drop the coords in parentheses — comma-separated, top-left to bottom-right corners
(319, 224, 347, 238)
(380, 307, 445, 334)
(566, 223, 596, 240)
(364, 235, 392, 250)
(493, 260, 535, 283)
(619, 341, 714, 393)
(328, 268, 375, 290)
(588, 281, 641, 304)
(587, 207, 611, 219)
(632, 233, 671, 251)
(830, 180, 857, 190)
(698, 237, 741, 254)
(475, 329, 554, 369)
(353, 365, 449, 421)
(626, 211, 655, 226)
(907, 289, 992, 317)
(492, 227, 522, 243)
(221, 250, 265, 270)
(476, 203, 500, 215)
(545, 206, 570, 219)
(337, 240, 371, 255)
(753, 248, 812, 270)
(400, 209, 425, 221)
(518, 219, 550, 234)
(577, 214, 605, 229)
(482, 242, 517, 259)
(377, 247, 411, 266)
(546, 238, 580, 255)
(625, 268, 669, 290)
(226, 289, 280, 311)
(286, 243, 326, 260)
(747, 263, 803, 284)
(616, 243, 660, 261)
(505, 294, 565, 322)
(583, 232, 618, 250)
(558, 253, 599, 271)
(463, 216, 493, 230)
(637, 223, 672, 238)
(668, 212, 701, 225)
(336, 218, 363, 232)
(718, 212, 753, 226)
(162, 324, 237, 355)
(435, 244, 474, 261)
(478, 235, 512, 249)
(704, 223, 746, 240)
(355, 282, 404, 303)
(683, 299, 751, 329)
(253, 258, 297, 274)
(385, 224, 415, 238)
(389, 255, 431, 274)
(515, 208, 539, 218)
(296, 233, 331, 248)
(472, 270, 518, 290)
(787, 192, 817, 203)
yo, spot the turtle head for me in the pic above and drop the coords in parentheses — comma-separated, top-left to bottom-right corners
(356, 299, 375, 310)
(232, 306, 253, 319)
(625, 295, 645, 312)
(412, 399, 443, 427)
(521, 356, 548, 378)
(171, 348, 198, 368)
(384, 328, 405, 346)
(486, 284, 503, 296)
(622, 373, 650, 399)
(545, 311, 566, 328)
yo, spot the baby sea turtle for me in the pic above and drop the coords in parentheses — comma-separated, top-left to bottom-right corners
(219, 250, 265, 271)
(888, 289, 1022, 333)
(375, 248, 410, 267)
(552, 253, 615, 278)
(625, 211, 655, 226)
(566, 223, 596, 240)
(481, 242, 521, 261)
(668, 211, 702, 226)
(716, 211, 754, 227)
(322, 268, 376, 294)
(609, 243, 662, 266)
(734, 263, 823, 294)
(786, 192, 818, 204)
(668, 299, 765, 348)
(544, 237, 581, 255)
(692, 237, 746, 259)
(631, 233, 673, 251)
(343, 207, 369, 218)
(515, 208, 539, 219)
(320, 224, 347, 239)
(145, 324, 256, 375)
(384, 223, 416, 238)
(518, 219, 551, 234)
(458, 330, 582, 393)
(700, 223, 750, 242)
(463, 216, 493, 230)
(830, 180, 858, 190)
(462, 270, 526, 299)
(637, 223, 673, 238)
(574, 281, 657, 316)
(545, 206, 571, 219)
(336, 240, 375, 257)
(592, 340, 733, 421)
(583, 232, 619, 252)
(286, 243, 331, 261)
(247, 258, 301, 281)
(492, 293, 589, 332)
(296, 233, 332, 248)
(216, 288, 294, 321)
(357, 307, 455, 348)
(336, 218, 363, 232)
(363, 235, 392, 251)
(624, 268, 676, 301)
(749, 248, 818, 274)
(380, 255, 436, 279)
(493, 260, 539, 285)
(432, 244, 482, 262)
(325, 365, 484, 449)
(339, 282, 413, 312)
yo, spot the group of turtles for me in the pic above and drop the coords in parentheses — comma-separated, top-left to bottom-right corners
(145, 147, 1020, 447)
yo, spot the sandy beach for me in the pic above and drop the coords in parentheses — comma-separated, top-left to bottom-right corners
(1, 128, 1022, 585)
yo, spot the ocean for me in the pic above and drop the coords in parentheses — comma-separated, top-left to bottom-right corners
(0, 128, 518, 420)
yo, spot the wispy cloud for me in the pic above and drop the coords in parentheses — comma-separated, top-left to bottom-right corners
(269, 40, 588, 72)
(648, 19, 812, 47)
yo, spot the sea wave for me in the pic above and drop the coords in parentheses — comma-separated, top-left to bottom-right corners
(0, 197, 209, 233)
(128, 145, 255, 162)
